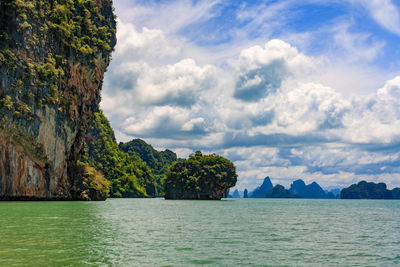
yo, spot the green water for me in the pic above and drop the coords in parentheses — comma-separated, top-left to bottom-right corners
(0, 199, 399, 266)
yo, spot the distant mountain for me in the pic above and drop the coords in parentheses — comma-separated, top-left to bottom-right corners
(328, 188, 341, 198)
(244, 189, 249, 198)
(232, 189, 240, 198)
(266, 185, 301, 198)
(341, 181, 400, 199)
(250, 177, 273, 198)
(289, 179, 333, 199)
(392, 188, 400, 199)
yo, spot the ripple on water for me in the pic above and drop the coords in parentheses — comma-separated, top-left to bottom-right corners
(0, 199, 399, 266)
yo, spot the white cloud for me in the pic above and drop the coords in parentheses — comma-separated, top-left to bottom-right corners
(101, 0, 400, 191)
(114, 0, 221, 35)
(114, 19, 180, 61)
(342, 76, 400, 143)
(122, 106, 208, 138)
(135, 59, 218, 106)
(350, 0, 400, 35)
(270, 82, 349, 134)
(332, 23, 385, 62)
(231, 39, 318, 101)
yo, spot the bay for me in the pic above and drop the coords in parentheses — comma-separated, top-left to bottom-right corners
(0, 198, 399, 266)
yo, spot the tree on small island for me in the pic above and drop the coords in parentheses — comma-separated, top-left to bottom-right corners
(163, 151, 237, 200)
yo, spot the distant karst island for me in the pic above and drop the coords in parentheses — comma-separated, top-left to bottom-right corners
(229, 176, 338, 199)
(229, 177, 400, 200)
(341, 181, 400, 199)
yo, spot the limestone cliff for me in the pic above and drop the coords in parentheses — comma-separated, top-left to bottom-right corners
(0, 0, 116, 200)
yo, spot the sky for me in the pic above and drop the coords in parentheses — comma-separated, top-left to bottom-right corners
(101, 0, 400, 191)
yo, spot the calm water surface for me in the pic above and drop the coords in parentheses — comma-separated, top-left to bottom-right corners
(0, 198, 399, 266)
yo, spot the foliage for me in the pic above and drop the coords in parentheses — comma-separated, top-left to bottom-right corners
(0, 96, 13, 109)
(81, 111, 157, 198)
(0, 0, 116, 116)
(75, 160, 111, 199)
(164, 151, 237, 200)
(120, 139, 178, 175)
(119, 138, 178, 196)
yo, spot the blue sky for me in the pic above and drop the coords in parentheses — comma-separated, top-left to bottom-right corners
(101, 0, 400, 191)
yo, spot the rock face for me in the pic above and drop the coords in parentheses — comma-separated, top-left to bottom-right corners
(250, 176, 273, 198)
(0, 0, 116, 200)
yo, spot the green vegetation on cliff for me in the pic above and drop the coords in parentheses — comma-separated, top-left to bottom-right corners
(0, 0, 116, 115)
(164, 151, 237, 200)
(119, 139, 178, 196)
(0, 0, 116, 200)
(81, 111, 157, 198)
(120, 139, 178, 175)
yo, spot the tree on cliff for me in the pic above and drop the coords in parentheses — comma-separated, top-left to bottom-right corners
(0, 0, 116, 200)
(82, 111, 157, 198)
(163, 151, 237, 200)
(119, 139, 178, 196)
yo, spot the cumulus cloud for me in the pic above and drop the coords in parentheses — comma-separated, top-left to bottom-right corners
(342, 76, 400, 144)
(114, 19, 181, 61)
(122, 106, 208, 139)
(134, 59, 218, 106)
(102, 19, 220, 111)
(102, 5, 400, 190)
(272, 83, 350, 133)
(231, 40, 317, 101)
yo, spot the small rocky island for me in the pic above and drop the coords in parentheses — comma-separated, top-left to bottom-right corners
(163, 151, 237, 200)
(341, 181, 400, 199)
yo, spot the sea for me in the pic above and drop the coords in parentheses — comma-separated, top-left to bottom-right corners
(0, 198, 399, 266)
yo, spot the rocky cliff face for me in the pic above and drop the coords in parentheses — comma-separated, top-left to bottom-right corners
(0, 0, 116, 200)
